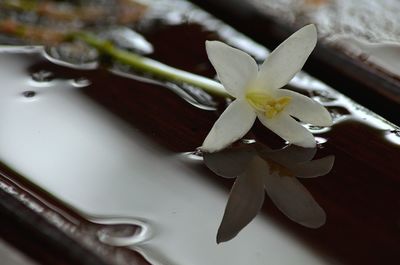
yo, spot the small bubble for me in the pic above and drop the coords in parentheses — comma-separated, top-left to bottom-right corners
(22, 91, 36, 98)
(32, 70, 54, 82)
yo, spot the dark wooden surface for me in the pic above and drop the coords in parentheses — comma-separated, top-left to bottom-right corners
(1, 1, 400, 265)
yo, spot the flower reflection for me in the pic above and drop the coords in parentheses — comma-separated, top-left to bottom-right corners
(203, 143, 334, 243)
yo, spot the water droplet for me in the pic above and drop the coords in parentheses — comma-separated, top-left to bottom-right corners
(169, 82, 216, 110)
(309, 125, 324, 130)
(32, 70, 54, 82)
(97, 223, 150, 247)
(110, 67, 216, 111)
(390, 129, 400, 137)
(242, 139, 256, 144)
(385, 129, 400, 145)
(311, 90, 337, 102)
(328, 106, 351, 122)
(315, 137, 328, 145)
(103, 27, 154, 55)
(71, 78, 91, 88)
(184, 150, 204, 161)
(22, 91, 36, 98)
(43, 42, 99, 70)
(305, 124, 331, 134)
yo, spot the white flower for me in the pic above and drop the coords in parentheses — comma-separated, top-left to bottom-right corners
(201, 24, 332, 152)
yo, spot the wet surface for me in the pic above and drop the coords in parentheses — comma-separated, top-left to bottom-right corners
(0, 1, 400, 265)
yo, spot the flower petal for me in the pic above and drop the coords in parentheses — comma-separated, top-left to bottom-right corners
(217, 157, 266, 243)
(206, 41, 258, 98)
(201, 100, 256, 153)
(290, 155, 335, 178)
(203, 144, 256, 178)
(257, 113, 316, 148)
(257, 144, 317, 165)
(275, 89, 332, 126)
(255, 24, 317, 91)
(264, 174, 326, 228)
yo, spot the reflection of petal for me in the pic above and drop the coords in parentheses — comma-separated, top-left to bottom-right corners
(290, 156, 335, 178)
(203, 145, 256, 178)
(257, 144, 317, 164)
(217, 157, 266, 243)
(255, 24, 317, 91)
(275, 89, 332, 126)
(205, 41, 258, 98)
(264, 174, 326, 228)
(257, 113, 316, 148)
(201, 99, 256, 153)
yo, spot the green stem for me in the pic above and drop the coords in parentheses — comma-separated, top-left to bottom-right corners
(72, 32, 230, 98)
(3, 0, 39, 12)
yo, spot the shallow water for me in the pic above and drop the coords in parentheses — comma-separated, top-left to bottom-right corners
(0, 48, 331, 265)
(0, 1, 400, 264)
(1, 41, 400, 264)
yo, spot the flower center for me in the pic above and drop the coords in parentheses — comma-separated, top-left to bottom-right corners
(266, 159, 295, 177)
(245, 91, 291, 119)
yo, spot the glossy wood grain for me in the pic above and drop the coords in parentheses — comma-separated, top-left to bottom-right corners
(0, 2, 400, 265)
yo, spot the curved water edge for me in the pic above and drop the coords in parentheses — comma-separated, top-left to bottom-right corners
(0, 48, 332, 265)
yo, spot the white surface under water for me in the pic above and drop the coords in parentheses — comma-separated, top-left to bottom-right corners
(0, 49, 331, 265)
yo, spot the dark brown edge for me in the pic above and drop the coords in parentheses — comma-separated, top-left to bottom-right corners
(189, 0, 400, 125)
(0, 183, 110, 265)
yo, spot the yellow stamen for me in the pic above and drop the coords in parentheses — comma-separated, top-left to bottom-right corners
(245, 90, 291, 118)
(267, 159, 294, 177)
